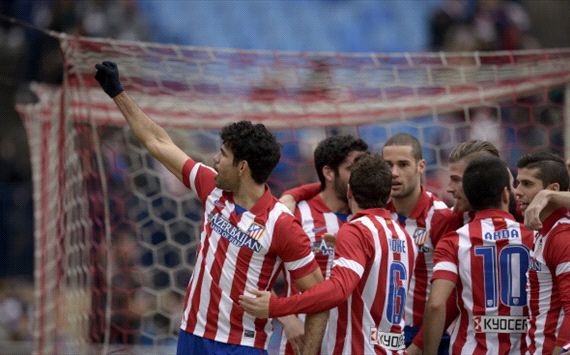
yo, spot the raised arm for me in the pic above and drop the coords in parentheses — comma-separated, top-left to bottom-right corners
(95, 62, 190, 182)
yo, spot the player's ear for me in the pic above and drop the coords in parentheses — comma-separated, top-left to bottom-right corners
(546, 182, 560, 191)
(417, 159, 426, 174)
(347, 184, 353, 201)
(238, 160, 248, 176)
(502, 186, 510, 206)
(323, 165, 334, 183)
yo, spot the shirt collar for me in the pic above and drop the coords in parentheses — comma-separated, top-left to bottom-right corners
(387, 186, 430, 219)
(539, 207, 570, 235)
(352, 208, 393, 220)
(223, 184, 275, 215)
(472, 208, 514, 221)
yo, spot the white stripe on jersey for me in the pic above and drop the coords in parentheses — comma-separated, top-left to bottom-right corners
(555, 261, 570, 276)
(433, 261, 457, 274)
(284, 253, 314, 271)
(298, 201, 315, 242)
(334, 257, 364, 277)
(181, 188, 224, 330)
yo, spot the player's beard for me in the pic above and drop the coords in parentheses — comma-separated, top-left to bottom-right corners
(215, 173, 237, 191)
(333, 175, 348, 204)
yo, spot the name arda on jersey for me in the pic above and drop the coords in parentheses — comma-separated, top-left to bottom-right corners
(483, 228, 520, 241)
(208, 213, 264, 252)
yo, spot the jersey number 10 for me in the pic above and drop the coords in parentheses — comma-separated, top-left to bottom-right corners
(474, 245, 530, 308)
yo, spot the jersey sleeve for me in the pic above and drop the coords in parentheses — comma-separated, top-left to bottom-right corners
(181, 158, 217, 203)
(281, 182, 320, 202)
(543, 225, 570, 347)
(269, 223, 370, 317)
(272, 213, 319, 281)
(430, 207, 456, 248)
(432, 232, 459, 283)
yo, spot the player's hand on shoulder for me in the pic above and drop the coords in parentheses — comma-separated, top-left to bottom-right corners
(94, 61, 124, 98)
(279, 194, 297, 213)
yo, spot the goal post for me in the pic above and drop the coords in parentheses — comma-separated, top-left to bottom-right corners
(16, 34, 570, 354)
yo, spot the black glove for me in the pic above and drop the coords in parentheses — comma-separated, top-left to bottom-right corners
(94, 61, 124, 98)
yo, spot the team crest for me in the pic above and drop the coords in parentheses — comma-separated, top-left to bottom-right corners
(247, 222, 265, 240)
(413, 228, 427, 246)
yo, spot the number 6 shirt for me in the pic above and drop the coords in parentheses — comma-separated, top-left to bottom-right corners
(269, 208, 416, 354)
(432, 209, 534, 354)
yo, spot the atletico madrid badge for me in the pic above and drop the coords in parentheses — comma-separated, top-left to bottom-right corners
(413, 228, 427, 246)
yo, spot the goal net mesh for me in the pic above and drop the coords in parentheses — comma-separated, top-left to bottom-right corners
(16, 34, 570, 354)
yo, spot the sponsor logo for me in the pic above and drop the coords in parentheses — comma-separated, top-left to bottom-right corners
(208, 213, 264, 252)
(369, 328, 405, 351)
(312, 239, 334, 256)
(483, 229, 520, 241)
(243, 329, 255, 338)
(413, 228, 427, 246)
(473, 315, 528, 333)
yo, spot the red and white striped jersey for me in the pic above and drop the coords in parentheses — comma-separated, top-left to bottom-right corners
(270, 208, 417, 354)
(179, 159, 318, 350)
(527, 208, 570, 354)
(279, 195, 348, 354)
(432, 209, 534, 354)
(387, 188, 455, 327)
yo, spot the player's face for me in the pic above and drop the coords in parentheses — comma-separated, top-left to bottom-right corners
(213, 144, 240, 191)
(446, 159, 471, 212)
(333, 150, 366, 202)
(514, 167, 545, 212)
(383, 145, 424, 200)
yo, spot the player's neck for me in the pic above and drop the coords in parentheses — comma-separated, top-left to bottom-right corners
(233, 181, 266, 210)
(539, 204, 558, 223)
(320, 188, 350, 214)
(392, 184, 422, 217)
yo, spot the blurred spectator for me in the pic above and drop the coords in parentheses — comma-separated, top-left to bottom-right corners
(429, 0, 539, 51)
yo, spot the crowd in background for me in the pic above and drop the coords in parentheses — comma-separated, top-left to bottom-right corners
(0, 0, 567, 347)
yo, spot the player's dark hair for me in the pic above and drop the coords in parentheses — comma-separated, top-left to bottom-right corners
(384, 133, 423, 161)
(220, 121, 281, 184)
(463, 156, 510, 211)
(349, 154, 391, 209)
(517, 151, 569, 191)
(314, 135, 368, 190)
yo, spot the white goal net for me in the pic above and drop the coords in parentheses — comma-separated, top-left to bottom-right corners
(16, 34, 570, 354)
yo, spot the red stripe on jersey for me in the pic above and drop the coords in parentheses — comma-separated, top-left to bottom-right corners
(332, 301, 349, 354)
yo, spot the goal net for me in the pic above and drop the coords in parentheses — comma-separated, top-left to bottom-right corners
(16, 34, 570, 354)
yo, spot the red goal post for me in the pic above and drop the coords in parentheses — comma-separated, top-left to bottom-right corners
(16, 34, 570, 354)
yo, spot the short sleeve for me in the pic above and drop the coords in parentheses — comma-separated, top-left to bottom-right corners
(430, 207, 456, 248)
(181, 159, 217, 202)
(272, 213, 318, 280)
(432, 232, 459, 283)
(332, 223, 373, 279)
